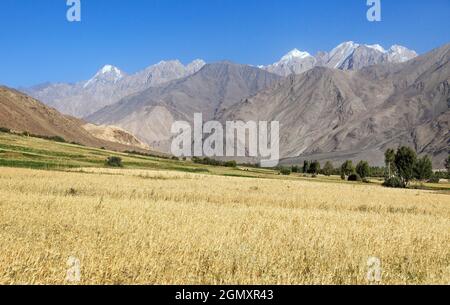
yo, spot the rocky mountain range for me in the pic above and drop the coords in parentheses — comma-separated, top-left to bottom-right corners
(222, 44, 449, 167)
(15, 41, 449, 167)
(23, 59, 206, 118)
(87, 62, 282, 152)
(88, 43, 448, 167)
(261, 41, 418, 76)
(24, 42, 416, 119)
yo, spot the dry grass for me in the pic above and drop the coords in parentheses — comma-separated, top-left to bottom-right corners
(0, 167, 449, 285)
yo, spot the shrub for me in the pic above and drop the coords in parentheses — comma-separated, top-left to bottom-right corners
(280, 167, 291, 175)
(348, 174, 362, 182)
(291, 165, 299, 173)
(48, 135, 66, 143)
(192, 157, 237, 168)
(383, 177, 405, 188)
(427, 175, 440, 184)
(125, 150, 170, 160)
(433, 171, 449, 180)
(224, 161, 237, 168)
(106, 156, 123, 167)
(0, 127, 11, 133)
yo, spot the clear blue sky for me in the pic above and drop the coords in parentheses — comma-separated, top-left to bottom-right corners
(1, 0, 449, 87)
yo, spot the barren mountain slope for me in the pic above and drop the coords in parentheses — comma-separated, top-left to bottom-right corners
(87, 62, 282, 151)
(82, 123, 150, 150)
(0, 86, 152, 152)
(221, 44, 450, 167)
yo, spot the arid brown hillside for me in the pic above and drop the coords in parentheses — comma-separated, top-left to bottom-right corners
(82, 123, 150, 150)
(0, 86, 152, 153)
(221, 44, 450, 167)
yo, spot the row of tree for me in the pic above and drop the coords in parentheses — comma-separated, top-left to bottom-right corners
(282, 147, 450, 188)
(383, 147, 447, 187)
(286, 159, 372, 181)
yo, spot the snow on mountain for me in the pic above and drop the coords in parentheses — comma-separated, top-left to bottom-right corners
(366, 44, 387, 53)
(261, 49, 316, 76)
(387, 45, 418, 63)
(280, 49, 312, 62)
(25, 59, 206, 118)
(186, 59, 207, 74)
(83, 65, 125, 88)
(327, 41, 360, 68)
(23, 41, 418, 117)
(260, 42, 418, 76)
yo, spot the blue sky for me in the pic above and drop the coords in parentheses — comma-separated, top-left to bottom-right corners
(1, 0, 449, 87)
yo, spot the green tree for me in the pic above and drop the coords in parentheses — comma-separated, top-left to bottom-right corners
(340, 160, 354, 179)
(445, 155, 450, 176)
(322, 161, 334, 176)
(303, 161, 310, 174)
(356, 161, 370, 179)
(414, 155, 433, 181)
(394, 146, 417, 186)
(385, 148, 396, 178)
(309, 161, 321, 175)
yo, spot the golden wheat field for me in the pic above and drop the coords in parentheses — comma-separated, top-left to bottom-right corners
(0, 167, 449, 285)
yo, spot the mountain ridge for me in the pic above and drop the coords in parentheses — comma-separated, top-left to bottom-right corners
(23, 59, 206, 118)
(221, 44, 449, 167)
(87, 62, 282, 152)
(23, 41, 417, 117)
(262, 42, 418, 76)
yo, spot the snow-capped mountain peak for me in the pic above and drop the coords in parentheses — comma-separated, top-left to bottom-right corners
(365, 44, 386, 53)
(186, 59, 206, 74)
(330, 41, 359, 56)
(84, 65, 125, 88)
(388, 45, 418, 63)
(260, 41, 418, 76)
(328, 41, 360, 68)
(389, 45, 409, 52)
(261, 49, 316, 76)
(100, 64, 121, 74)
(280, 49, 312, 62)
